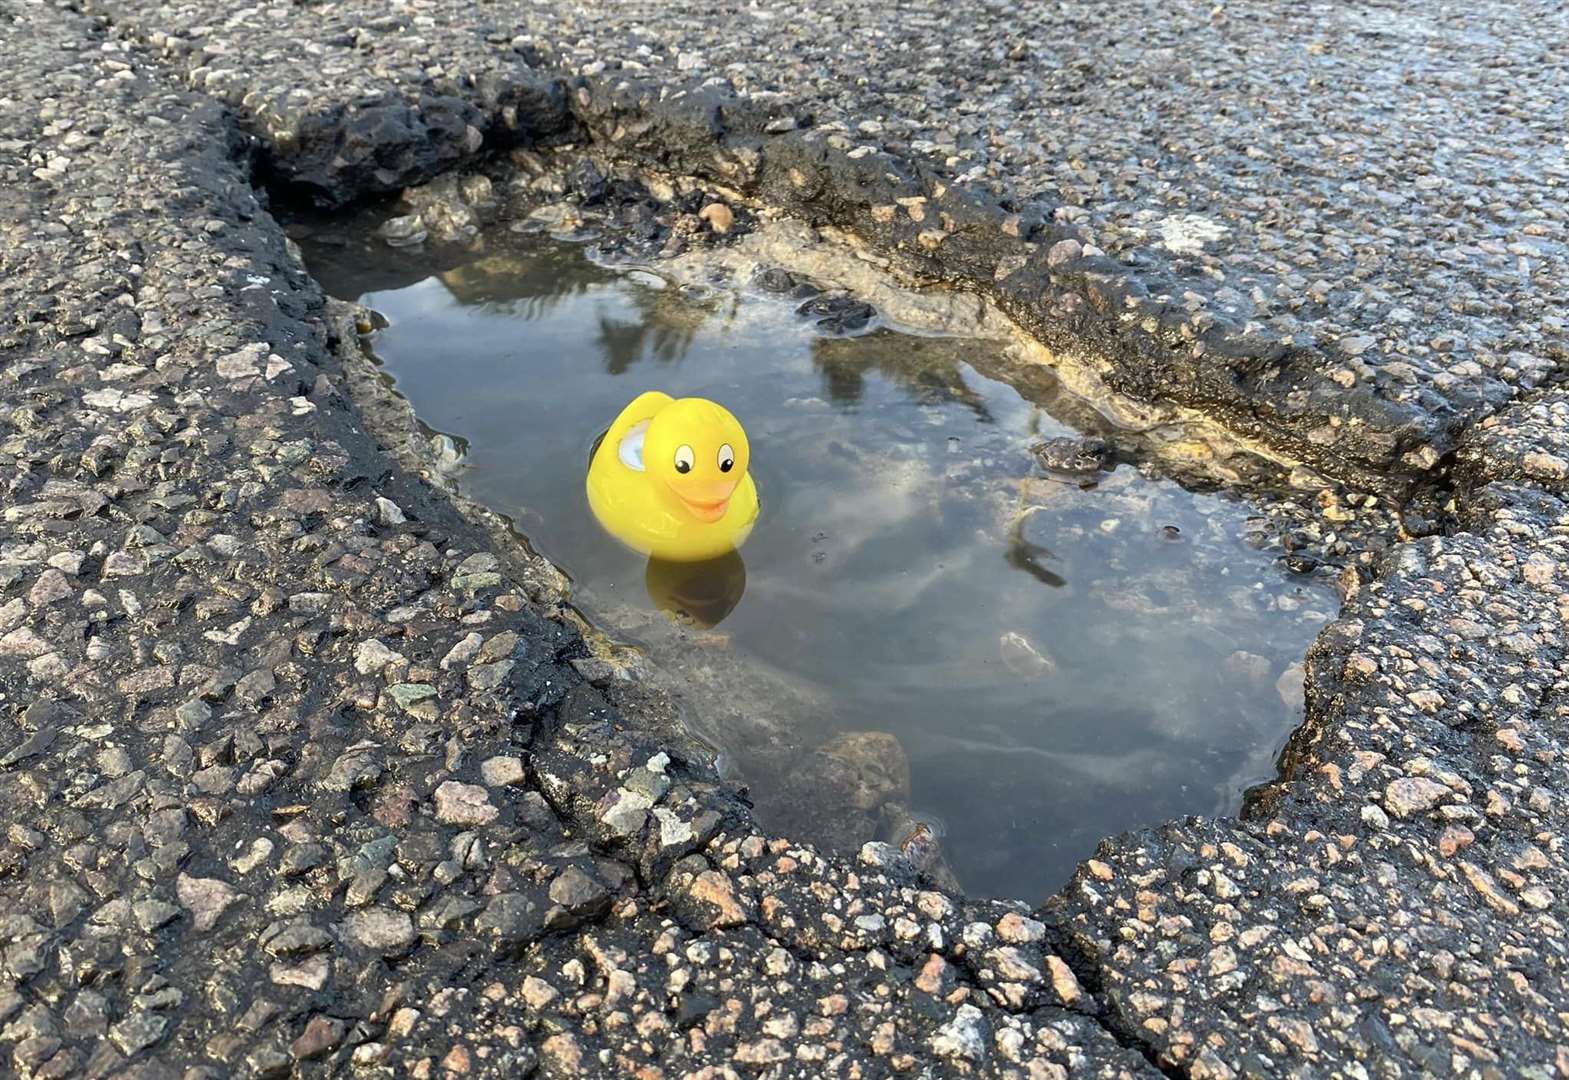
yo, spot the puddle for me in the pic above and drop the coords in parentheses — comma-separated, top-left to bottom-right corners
(298, 223, 1336, 900)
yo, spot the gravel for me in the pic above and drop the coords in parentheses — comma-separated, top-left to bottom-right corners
(2, 0, 1568, 1075)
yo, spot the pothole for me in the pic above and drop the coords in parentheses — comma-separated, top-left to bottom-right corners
(289, 182, 1395, 900)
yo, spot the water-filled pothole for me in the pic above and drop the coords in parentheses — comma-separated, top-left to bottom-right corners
(299, 220, 1337, 899)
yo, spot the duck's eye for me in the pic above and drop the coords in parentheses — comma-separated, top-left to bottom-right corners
(718, 444, 735, 473)
(674, 445, 695, 474)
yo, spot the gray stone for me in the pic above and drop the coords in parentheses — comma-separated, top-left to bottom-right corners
(27, 569, 71, 606)
(355, 638, 405, 675)
(547, 865, 610, 917)
(343, 908, 416, 953)
(475, 891, 547, 950)
(1384, 776, 1451, 818)
(108, 1011, 167, 1056)
(434, 780, 498, 826)
(176, 874, 244, 932)
(374, 496, 407, 525)
(480, 755, 527, 787)
(931, 1004, 988, 1062)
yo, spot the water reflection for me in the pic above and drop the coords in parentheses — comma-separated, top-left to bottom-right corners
(1004, 509, 1068, 588)
(645, 551, 748, 628)
(444, 249, 724, 374)
(812, 331, 995, 421)
(594, 291, 711, 374)
(438, 250, 616, 314)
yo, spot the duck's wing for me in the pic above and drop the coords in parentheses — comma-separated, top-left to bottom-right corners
(617, 420, 650, 471)
(602, 391, 673, 461)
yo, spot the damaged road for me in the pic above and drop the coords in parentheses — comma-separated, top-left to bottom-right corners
(1, 0, 1567, 1076)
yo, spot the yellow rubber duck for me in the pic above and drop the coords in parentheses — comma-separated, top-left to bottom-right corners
(587, 392, 759, 562)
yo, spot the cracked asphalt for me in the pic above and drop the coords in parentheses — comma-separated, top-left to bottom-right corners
(3, 0, 1569, 1076)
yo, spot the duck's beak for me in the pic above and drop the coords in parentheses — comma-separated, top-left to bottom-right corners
(670, 478, 738, 523)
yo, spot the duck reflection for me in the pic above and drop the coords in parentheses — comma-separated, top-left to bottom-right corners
(644, 550, 748, 628)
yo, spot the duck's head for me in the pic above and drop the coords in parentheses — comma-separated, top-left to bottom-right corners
(645, 397, 750, 523)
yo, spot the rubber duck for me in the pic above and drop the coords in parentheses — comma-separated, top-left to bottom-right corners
(587, 392, 759, 562)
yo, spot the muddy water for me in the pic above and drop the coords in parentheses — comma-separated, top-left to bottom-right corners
(301, 227, 1334, 900)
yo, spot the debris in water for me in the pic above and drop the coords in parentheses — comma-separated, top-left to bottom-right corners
(999, 630, 1057, 678)
(818, 731, 912, 812)
(377, 214, 427, 248)
(796, 294, 876, 336)
(1032, 434, 1112, 478)
(430, 434, 466, 471)
(1276, 662, 1307, 710)
(884, 804, 962, 892)
(1222, 650, 1273, 685)
(901, 822, 939, 870)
